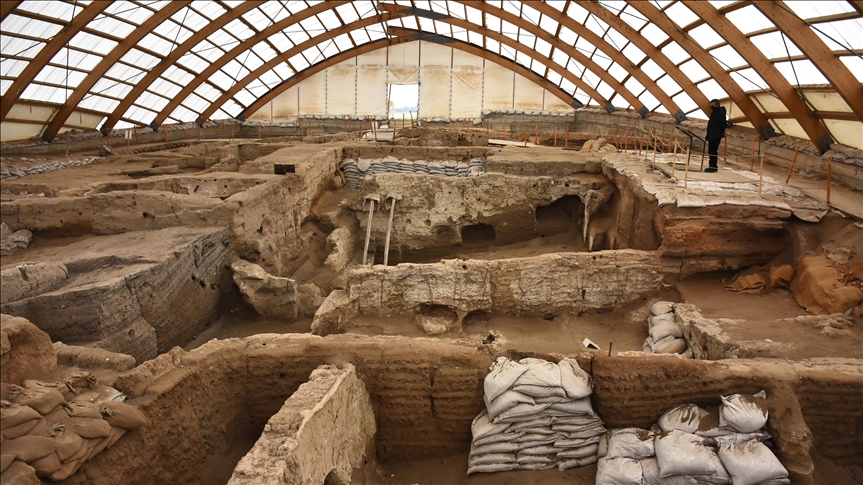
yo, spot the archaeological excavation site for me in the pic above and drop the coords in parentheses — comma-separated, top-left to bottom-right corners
(1, 2, 862, 484)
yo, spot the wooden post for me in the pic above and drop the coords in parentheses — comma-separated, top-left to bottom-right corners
(523, 123, 529, 148)
(198, 125, 201, 142)
(554, 125, 557, 147)
(749, 137, 756, 171)
(466, 119, 470, 134)
(652, 130, 657, 169)
(785, 148, 799, 184)
(486, 121, 489, 138)
(624, 126, 629, 152)
(723, 135, 728, 163)
(826, 156, 833, 204)
(672, 132, 678, 178)
(534, 123, 539, 145)
(758, 152, 765, 196)
(684, 144, 691, 191)
(565, 123, 569, 149)
(65, 133, 70, 156)
(449, 118, 452, 132)
(372, 118, 377, 142)
(134, 126, 138, 143)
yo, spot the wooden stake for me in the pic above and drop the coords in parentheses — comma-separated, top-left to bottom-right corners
(758, 152, 765, 196)
(198, 125, 201, 142)
(372, 117, 377, 142)
(723, 135, 728, 163)
(65, 133, 70, 156)
(684, 145, 691, 191)
(652, 130, 657, 169)
(449, 118, 452, 132)
(672, 132, 678, 178)
(503, 120, 507, 140)
(785, 148, 799, 184)
(523, 124, 529, 147)
(534, 123, 539, 145)
(826, 156, 833, 204)
(750, 137, 756, 171)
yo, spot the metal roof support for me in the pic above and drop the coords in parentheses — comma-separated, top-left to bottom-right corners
(0, 1, 109, 120)
(41, 1, 190, 142)
(754, 1, 863, 127)
(685, 1, 834, 153)
(100, 0, 270, 132)
(627, 2, 772, 139)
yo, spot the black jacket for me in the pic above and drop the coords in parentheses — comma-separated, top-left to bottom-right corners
(706, 106, 727, 141)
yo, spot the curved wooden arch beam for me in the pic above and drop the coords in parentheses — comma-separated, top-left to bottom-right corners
(627, 2, 771, 138)
(580, 1, 710, 121)
(754, 1, 863, 125)
(685, 1, 833, 152)
(0, 1, 23, 23)
(239, 35, 580, 121)
(0, 1, 109, 120)
(526, 1, 680, 117)
(376, 5, 614, 110)
(196, 13, 411, 123)
(150, 2, 355, 130)
(99, 0, 268, 132)
(41, 1, 190, 141)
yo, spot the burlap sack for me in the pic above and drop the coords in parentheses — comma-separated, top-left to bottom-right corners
(0, 454, 14, 474)
(2, 417, 40, 440)
(29, 450, 61, 476)
(63, 373, 98, 393)
(8, 388, 66, 415)
(100, 401, 146, 430)
(768, 265, 794, 288)
(47, 458, 82, 482)
(0, 403, 40, 430)
(47, 426, 85, 462)
(23, 380, 77, 401)
(791, 255, 863, 315)
(3, 435, 57, 462)
(726, 273, 766, 293)
(63, 402, 103, 420)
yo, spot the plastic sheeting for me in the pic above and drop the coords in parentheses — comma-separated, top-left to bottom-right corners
(483, 62, 515, 110)
(513, 73, 545, 111)
(356, 66, 387, 116)
(327, 62, 356, 115)
(451, 67, 483, 119)
(298, 70, 327, 115)
(418, 66, 451, 118)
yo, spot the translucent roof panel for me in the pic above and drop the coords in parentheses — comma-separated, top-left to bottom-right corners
(0, 0, 858, 150)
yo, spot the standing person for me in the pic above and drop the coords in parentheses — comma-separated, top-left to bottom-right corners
(705, 99, 728, 173)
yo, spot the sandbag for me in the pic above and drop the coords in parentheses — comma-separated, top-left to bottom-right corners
(471, 410, 509, 440)
(508, 416, 553, 430)
(485, 390, 534, 421)
(597, 431, 609, 458)
(558, 358, 593, 399)
(519, 462, 556, 470)
(658, 404, 711, 434)
(494, 402, 551, 423)
(85, 435, 111, 461)
(514, 432, 559, 444)
(534, 395, 567, 403)
(70, 385, 124, 406)
(554, 416, 603, 426)
(640, 457, 690, 485)
(547, 397, 595, 415)
(23, 381, 76, 401)
(649, 313, 675, 327)
(2, 418, 42, 441)
(650, 321, 683, 342)
(475, 431, 525, 447)
(100, 401, 146, 430)
(3, 435, 57, 462)
(555, 434, 601, 448)
(47, 458, 82, 482)
(606, 428, 655, 459)
(0, 403, 41, 430)
(470, 441, 521, 456)
(510, 384, 566, 398)
(47, 426, 85, 462)
(518, 444, 557, 455)
(483, 357, 528, 403)
(9, 387, 66, 415)
(558, 425, 607, 439)
(0, 454, 14, 474)
(726, 273, 765, 293)
(469, 453, 516, 466)
(64, 401, 103, 419)
(29, 451, 61, 476)
(596, 457, 643, 485)
(651, 301, 674, 316)
(655, 430, 718, 478)
(716, 435, 788, 485)
(653, 337, 687, 355)
(558, 454, 598, 470)
(67, 417, 112, 439)
(557, 443, 599, 459)
(63, 372, 98, 392)
(106, 426, 127, 449)
(467, 462, 517, 474)
(512, 358, 561, 390)
(719, 391, 767, 433)
(768, 265, 794, 288)
(516, 454, 555, 465)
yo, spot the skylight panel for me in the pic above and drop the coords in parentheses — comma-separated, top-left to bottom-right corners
(413, 1, 431, 10)
(531, 59, 546, 77)
(163, 65, 195, 86)
(80, 95, 119, 114)
(638, 91, 659, 111)
(724, 6, 773, 35)
(567, 59, 586, 77)
(258, 70, 282, 88)
(729, 68, 767, 91)
(149, 78, 183, 99)
(582, 70, 601, 90)
(433, 20, 452, 36)
(125, 106, 156, 124)
(640, 59, 664, 80)
(286, 1, 310, 16)
(182, 93, 210, 113)
(639, 23, 668, 46)
(152, 17, 192, 44)
(400, 16, 418, 30)
(34, 67, 85, 88)
(585, 14, 609, 38)
(609, 93, 627, 109)
(245, 80, 268, 96)
(560, 78, 576, 95)
(242, 9, 271, 30)
(689, 24, 724, 50)
(468, 31, 483, 47)
(619, 5, 648, 31)
(501, 20, 517, 40)
(452, 28, 468, 43)
(220, 99, 242, 116)
(607, 62, 627, 82)
(353, 1, 377, 18)
(750, 32, 801, 60)
(679, 59, 709, 83)
(522, 4, 541, 26)
(91, 79, 133, 100)
(301, 46, 323, 65)
(784, 1, 854, 20)
(88, 14, 136, 39)
(622, 43, 646, 64)
(709, 45, 746, 70)
(624, 77, 645, 96)
(176, 53, 207, 73)
(55, 49, 104, 71)
(367, 26, 386, 41)
(139, 33, 175, 57)
(105, 63, 143, 83)
(656, 75, 681, 96)
(241, 51, 265, 73)
(485, 14, 501, 32)
(288, 53, 309, 71)
(109, 2, 156, 25)
(651, 1, 673, 9)
(336, 4, 360, 24)
(333, 33, 353, 51)
(664, 2, 699, 29)
(672, 92, 698, 113)
(574, 89, 591, 106)
(518, 28, 536, 49)
(19, 83, 58, 104)
(840, 56, 863, 82)
(566, 3, 589, 24)
(592, 55, 613, 71)
(272, 62, 293, 78)
(2, 37, 44, 60)
(697, 79, 727, 101)
(318, 10, 342, 30)
(207, 30, 236, 51)
(502, 1, 520, 17)
(538, 13, 559, 34)
(486, 38, 501, 55)
(318, 39, 340, 59)
(18, 0, 75, 21)
(209, 70, 235, 89)
(416, 16, 435, 32)
(595, 80, 615, 100)
(813, 19, 863, 52)
(4, 15, 62, 42)
(349, 29, 370, 45)
(448, 2, 466, 20)
(559, 26, 577, 46)
(661, 42, 689, 65)
(604, 28, 628, 50)
(251, 42, 276, 63)
(226, 19, 256, 41)
(499, 45, 515, 61)
(515, 50, 532, 68)
(547, 70, 562, 86)
(168, 106, 196, 123)
(551, 47, 569, 67)
(137, 92, 170, 112)
(233, 89, 255, 107)
(774, 60, 829, 85)
(575, 37, 596, 56)
(708, 1, 737, 9)
(193, 84, 223, 104)
(534, 38, 552, 58)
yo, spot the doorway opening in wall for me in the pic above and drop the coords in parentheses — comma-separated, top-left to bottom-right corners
(387, 83, 418, 123)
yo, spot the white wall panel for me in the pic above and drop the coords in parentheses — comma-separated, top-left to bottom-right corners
(420, 40, 452, 66)
(450, 67, 483, 118)
(543, 90, 574, 112)
(357, 48, 386, 66)
(513, 72, 544, 110)
(483, 61, 514, 110)
(0, 122, 42, 142)
(418, 66, 451, 118)
(298, 70, 327, 114)
(388, 42, 419, 67)
(356, 66, 387, 116)
(326, 64, 356, 115)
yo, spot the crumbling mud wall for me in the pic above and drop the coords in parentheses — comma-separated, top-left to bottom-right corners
(343, 145, 489, 161)
(56, 334, 862, 485)
(1, 227, 230, 361)
(228, 364, 375, 485)
(311, 250, 666, 335)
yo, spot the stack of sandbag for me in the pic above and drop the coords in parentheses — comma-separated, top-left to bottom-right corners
(468, 357, 606, 474)
(339, 157, 485, 188)
(641, 301, 693, 358)
(596, 390, 789, 485)
(0, 372, 146, 481)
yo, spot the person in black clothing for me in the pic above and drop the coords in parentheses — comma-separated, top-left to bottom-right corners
(705, 99, 728, 173)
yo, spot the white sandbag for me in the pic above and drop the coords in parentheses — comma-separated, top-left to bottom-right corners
(485, 390, 535, 421)
(715, 435, 788, 485)
(653, 337, 687, 354)
(512, 358, 561, 391)
(470, 441, 521, 456)
(483, 357, 529, 403)
(658, 404, 711, 434)
(655, 430, 718, 478)
(640, 457, 690, 485)
(701, 447, 733, 485)
(649, 321, 683, 342)
(520, 462, 557, 470)
(547, 397, 595, 415)
(606, 428, 655, 460)
(651, 301, 674, 316)
(519, 444, 558, 455)
(517, 454, 555, 465)
(558, 425, 607, 439)
(514, 434, 560, 446)
(468, 453, 516, 466)
(558, 358, 594, 399)
(694, 407, 735, 438)
(557, 443, 599, 459)
(474, 431, 525, 446)
(650, 313, 675, 327)
(494, 402, 551, 423)
(508, 416, 553, 430)
(554, 416, 603, 426)
(535, 395, 567, 403)
(558, 454, 598, 470)
(511, 384, 566, 398)
(471, 410, 510, 440)
(719, 391, 768, 433)
(596, 457, 643, 485)
(681, 346, 694, 359)
(597, 431, 609, 458)
(467, 462, 518, 474)
(555, 434, 602, 448)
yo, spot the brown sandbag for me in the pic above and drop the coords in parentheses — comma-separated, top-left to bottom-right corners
(3, 435, 56, 462)
(0, 403, 41, 430)
(70, 385, 123, 406)
(769, 265, 794, 288)
(791, 255, 863, 315)
(100, 401, 146, 430)
(1, 417, 40, 440)
(0, 454, 14, 474)
(726, 273, 766, 293)
(47, 426, 85, 462)
(64, 436, 90, 464)
(23, 380, 77, 401)
(63, 373, 98, 393)
(47, 457, 82, 482)
(9, 387, 66, 415)
(0, 461, 38, 483)
(106, 426, 127, 449)
(29, 451, 61, 476)
(69, 417, 112, 439)
(85, 435, 111, 461)
(63, 401, 103, 420)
